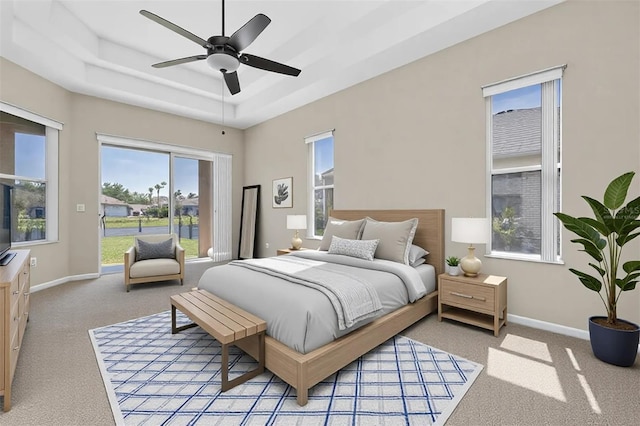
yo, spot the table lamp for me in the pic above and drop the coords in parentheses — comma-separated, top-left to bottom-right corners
(451, 217, 488, 277)
(287, 215, 307, 250)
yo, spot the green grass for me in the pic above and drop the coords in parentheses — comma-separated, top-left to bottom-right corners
(101, 236, 200, 264)
(104, 216, 199, 229)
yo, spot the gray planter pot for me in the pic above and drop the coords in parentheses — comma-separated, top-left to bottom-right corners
(588, 316, 639, 367)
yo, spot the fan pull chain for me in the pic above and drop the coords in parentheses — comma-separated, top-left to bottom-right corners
(221, 76, 226, 135)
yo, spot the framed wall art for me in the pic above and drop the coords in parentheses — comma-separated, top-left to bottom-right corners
(272, 177, 293, 208)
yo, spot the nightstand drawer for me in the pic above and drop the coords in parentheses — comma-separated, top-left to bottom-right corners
(440, 280, 495, 311)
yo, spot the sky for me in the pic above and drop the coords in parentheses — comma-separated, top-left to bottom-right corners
(101, 145, 199, 197)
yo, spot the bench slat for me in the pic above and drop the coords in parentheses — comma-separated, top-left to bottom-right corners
(172, 294, 241, 343)
(194, 290, 266, 333)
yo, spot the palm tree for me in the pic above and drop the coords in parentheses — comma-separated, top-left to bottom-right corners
(148, 187, 154, 204)
(154, 181, 167, 207)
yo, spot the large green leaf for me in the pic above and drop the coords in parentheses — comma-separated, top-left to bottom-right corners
(571, 238, 604, 262)
(617, 231, 640, 246)
(603, 171, 634, 210)
(588, 262, 606, 276)
(555, 213, 606, 248)
(623, 260, 640, 273)
(616, 277, 638, 291)
(582, 196, 614, 234)
(579, 216, 610, 236)
(569, 269, 602, 292)
(614, 196, 640, 235)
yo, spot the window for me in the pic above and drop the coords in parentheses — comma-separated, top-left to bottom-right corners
(306, 130, 334, 237)
(97, 134, 232, 266)
(482, 66, 564, 262)
(0, 103, 61, 244)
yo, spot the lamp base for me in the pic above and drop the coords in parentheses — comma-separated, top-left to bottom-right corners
(291, 231, 302, 250)
(460, 246, 482, 277)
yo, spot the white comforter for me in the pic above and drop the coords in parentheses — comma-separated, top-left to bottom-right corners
(198, 250, 428, 354)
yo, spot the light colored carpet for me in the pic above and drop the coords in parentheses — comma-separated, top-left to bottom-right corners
(90, 311, 482, 425)
(1, 260, 638, 425)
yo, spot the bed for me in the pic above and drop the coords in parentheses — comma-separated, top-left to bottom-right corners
(198, 209, 445, 405)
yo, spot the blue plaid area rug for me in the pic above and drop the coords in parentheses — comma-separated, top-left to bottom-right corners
(89, 311, 483, 425)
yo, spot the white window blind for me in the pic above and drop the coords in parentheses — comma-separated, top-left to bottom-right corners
(211, 153, 233, 262)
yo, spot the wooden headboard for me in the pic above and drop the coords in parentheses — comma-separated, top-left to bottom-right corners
(330, 209, 445, 276)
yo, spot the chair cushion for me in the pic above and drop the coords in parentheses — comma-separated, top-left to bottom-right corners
(129, 258, 180, 278)
(136, 238, 174, 261)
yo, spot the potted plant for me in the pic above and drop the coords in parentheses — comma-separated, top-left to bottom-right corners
(446, 256, 461, 276)
(554, 171, 640, 367)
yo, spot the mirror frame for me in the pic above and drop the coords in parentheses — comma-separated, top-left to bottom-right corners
(238, 185, 260, 259)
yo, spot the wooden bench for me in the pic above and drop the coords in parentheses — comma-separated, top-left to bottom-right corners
(170, 289, 266, 391)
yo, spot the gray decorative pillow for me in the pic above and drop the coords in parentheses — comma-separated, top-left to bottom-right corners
(136, 238, 174, 261)
(361, 217, 419, 265)
(328, 236, 379, 261)
(319, 217, 366, 251)
(409, 244, 429, 266)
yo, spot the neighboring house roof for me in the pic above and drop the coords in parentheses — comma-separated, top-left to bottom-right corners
(492, 107, 541, 158)
(180, 198, 199, 206)
(101, 194, 128, 205)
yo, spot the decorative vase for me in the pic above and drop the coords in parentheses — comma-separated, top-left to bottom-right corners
(588, 316, 639, 367)
(448, 265, 460, 276)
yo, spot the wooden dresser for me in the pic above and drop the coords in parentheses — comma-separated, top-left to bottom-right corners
(0, 250, 30, 412)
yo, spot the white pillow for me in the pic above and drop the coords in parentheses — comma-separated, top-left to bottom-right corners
(410, 258, 426, 267)
(409, 244, 429, 267)
(319, 217, 366, 251)
(328, 236, 379, 261)
(360, 217, 419, 265)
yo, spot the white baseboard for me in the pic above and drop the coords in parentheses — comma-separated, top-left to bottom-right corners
(30, 273, 100, 293)
(508, 313, 640, 353)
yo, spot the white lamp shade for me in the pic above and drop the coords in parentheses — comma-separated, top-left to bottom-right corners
(452, 218, 488, 244)
(287, 215, 307, 230)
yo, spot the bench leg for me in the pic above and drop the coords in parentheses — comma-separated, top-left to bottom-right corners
(171, 304, 198, 334)
(221, 332, 265, 392)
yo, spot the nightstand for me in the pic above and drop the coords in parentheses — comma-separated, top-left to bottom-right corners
(276, 248, 308, 256)
(438, 273, 507, 336)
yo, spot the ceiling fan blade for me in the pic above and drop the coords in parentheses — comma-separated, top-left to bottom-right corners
(227, 14, 271, 52)
(240, 53, 301, 77)
(152, 55, 207, 68)
(223, 71, 241, 95)
(140, 10, 209, 48)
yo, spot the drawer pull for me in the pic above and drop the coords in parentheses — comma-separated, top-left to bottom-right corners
(450, 291, 472, 299)
(12, 290, 19, 295)
(450, 291, 486, 301)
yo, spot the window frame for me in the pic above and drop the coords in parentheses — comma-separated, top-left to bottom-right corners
(96, 133, 233, 263)
(0, 101, 61, 245)
(306, 130, 334, 239)
(482, 66, 565, 263)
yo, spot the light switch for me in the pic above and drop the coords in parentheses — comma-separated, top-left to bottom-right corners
(76, 204, 86, 212)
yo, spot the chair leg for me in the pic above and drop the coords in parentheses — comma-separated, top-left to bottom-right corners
(126, 283, 129, 292)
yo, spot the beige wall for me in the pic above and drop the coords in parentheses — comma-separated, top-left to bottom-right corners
(244, 1, 640, 330)
(0, 57, 244, 285)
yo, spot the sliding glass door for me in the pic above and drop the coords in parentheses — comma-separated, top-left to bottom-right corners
(99, 144, 214, 273)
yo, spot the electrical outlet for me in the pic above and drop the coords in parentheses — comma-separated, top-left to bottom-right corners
(76, 203, 85, 212)
(265, 243, 270, 249)
(30, 257, 37, 267)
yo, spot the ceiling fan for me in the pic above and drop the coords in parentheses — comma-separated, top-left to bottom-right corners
(140, 0, 301, 95)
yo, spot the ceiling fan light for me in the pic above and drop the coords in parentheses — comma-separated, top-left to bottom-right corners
(207, 53, 240, 72)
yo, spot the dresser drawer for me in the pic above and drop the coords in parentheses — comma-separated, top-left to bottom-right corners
(9, 329, 19, 383)
(19, 263, 29, 292)
(10, 275, 20, 309)
(440, 280, 495, 312)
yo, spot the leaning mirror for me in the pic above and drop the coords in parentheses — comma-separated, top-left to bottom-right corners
(238, 185, 260, 259)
